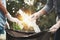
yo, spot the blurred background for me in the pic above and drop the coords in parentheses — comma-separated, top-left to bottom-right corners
(6, 0, 57, 40)
(6, 0, 57, 31)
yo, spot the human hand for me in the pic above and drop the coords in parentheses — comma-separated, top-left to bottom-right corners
(29, 12, 41, 21)
(15, 19, 24, 30)
(49, 21, 60, 33)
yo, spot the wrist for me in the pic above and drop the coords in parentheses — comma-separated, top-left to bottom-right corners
(37, 11, 43, 17)
(57, 21, 60, 27)
(37, 9, 47, 17)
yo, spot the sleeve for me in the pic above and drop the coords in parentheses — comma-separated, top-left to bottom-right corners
(42, 0, 53, 13)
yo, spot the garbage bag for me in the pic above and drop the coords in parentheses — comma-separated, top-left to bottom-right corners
(6, 29, 51, 40)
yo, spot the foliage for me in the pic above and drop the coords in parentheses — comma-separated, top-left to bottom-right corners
(13, 22, 22, 30)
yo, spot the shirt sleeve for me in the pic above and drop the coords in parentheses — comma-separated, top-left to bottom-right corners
(42, 0, 53, 13)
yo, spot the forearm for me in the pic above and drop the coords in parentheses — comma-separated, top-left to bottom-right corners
(36, 9, 47, 16)
(6, 12, 19, 22)
(37, 0, 53, 16)
(36, 6, 53, 17)
(0, 3, 7, 15)
(0, 2, 19, 22)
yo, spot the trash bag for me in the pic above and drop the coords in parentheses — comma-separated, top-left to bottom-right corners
(6, 29, 51, 40)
